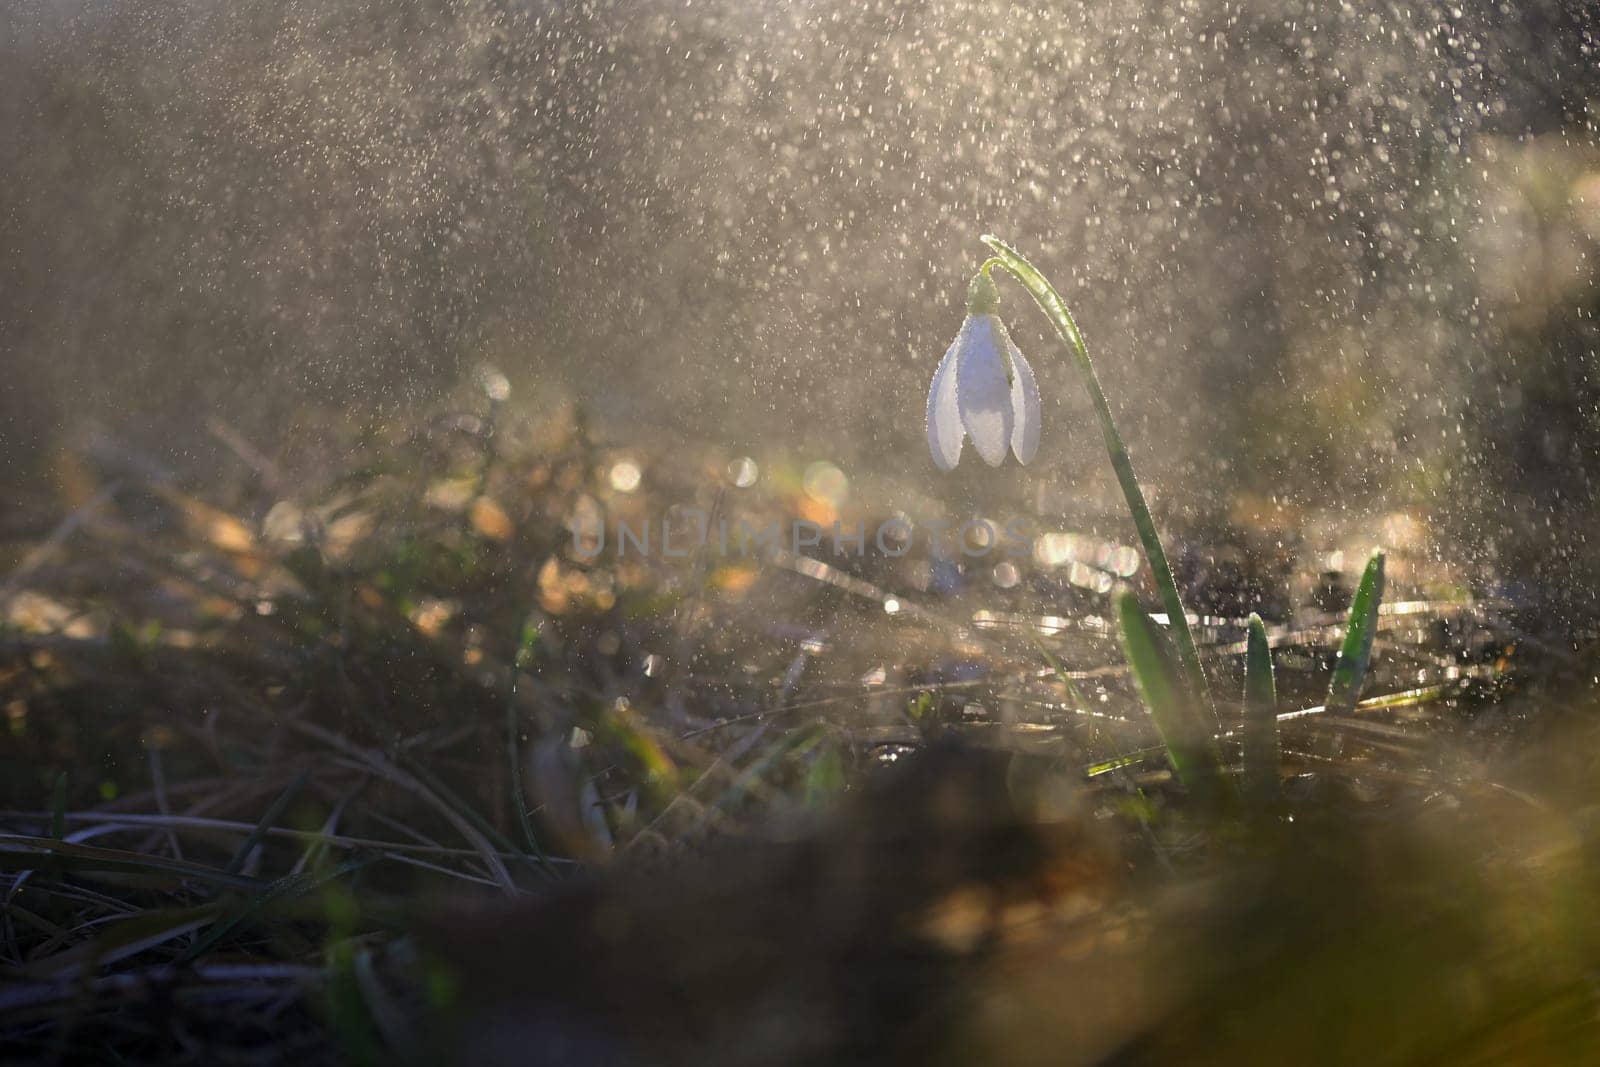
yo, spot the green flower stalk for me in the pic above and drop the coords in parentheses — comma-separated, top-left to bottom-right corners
(940, 235, 1215, 722)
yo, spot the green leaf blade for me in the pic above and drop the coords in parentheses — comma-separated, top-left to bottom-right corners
(1326, 549, 1386, 715)
(1242, 613, 1280, 808)
(1116, 591, 1224, 799)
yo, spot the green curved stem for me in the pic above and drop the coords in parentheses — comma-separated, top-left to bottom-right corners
(981, 234, 1214, 723)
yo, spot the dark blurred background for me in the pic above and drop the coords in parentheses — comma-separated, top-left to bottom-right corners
(3, 0, 1599, 599)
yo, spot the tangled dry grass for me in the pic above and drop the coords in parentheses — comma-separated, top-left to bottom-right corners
(2, 399, 1595, 1064)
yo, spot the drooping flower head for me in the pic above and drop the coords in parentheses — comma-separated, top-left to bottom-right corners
(925, 268, 1041, 471)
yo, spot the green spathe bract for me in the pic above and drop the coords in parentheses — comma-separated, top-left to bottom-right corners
(977, 235, 1214, 724)
(965, 267, 1002, 318)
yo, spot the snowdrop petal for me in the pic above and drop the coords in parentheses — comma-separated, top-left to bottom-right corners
(1007, 335, 1041, 464)
(926, 335, 964, 471)
(955, 315, 1014, 467)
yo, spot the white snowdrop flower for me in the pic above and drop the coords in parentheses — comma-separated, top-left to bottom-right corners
(926, 270, 1041, 471)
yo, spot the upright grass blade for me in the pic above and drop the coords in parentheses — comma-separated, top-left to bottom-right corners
(1116, 591, 1224, 801)
(1326, 549, 1386, 715)
(982, 235, 1213, 723)
(1242, 613, 1280, 809)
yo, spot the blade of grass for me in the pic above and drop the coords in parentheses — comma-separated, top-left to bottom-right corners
(1029, 635, 1093, 711)
(710, 725, 825, 818)
(327, 937, 384, 1067)
(28, 906, 222, 979)
(398, 755, 524, 859)
(1115, 591, 1225, 801)
(1242, 613, 1280, 809)
(506, 614, 548, 864)
(179, 855, 376, 964)
(1085, 745, 1165, 778)
(982, 235, 1213, 723)
(1273, 683, 1453, 724)
(0, 810, 573, 866)
(352, 945, 416, 1052)
(289, 719, 517, 892)
(0, 836, 265, 891)
(224, 770, 308, 876)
